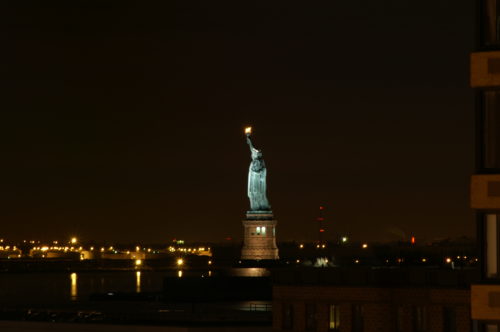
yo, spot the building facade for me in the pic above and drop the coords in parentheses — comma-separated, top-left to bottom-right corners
(272, 268, 475, 332)
(470, 1, 500, 330)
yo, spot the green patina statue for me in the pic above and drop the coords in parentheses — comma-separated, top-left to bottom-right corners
(245, 127, 271, 212)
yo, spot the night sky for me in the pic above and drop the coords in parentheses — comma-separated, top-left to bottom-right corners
(0, 1, 475, 243)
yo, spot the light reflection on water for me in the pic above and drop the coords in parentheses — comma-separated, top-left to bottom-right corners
(67, 271, 167, 301)
(228, 267, 270, 277)
(70, 272, 77, 301)
(135, 271, 141, 293)
(0, 268, 270, 304)
(64, 270, 193, 300)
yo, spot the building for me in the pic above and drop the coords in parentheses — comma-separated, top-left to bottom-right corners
(470, 1, 500, 330)
(272, 268, 476, 332)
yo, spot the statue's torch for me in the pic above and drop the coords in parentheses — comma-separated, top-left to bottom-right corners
(245, 126, 252, 136)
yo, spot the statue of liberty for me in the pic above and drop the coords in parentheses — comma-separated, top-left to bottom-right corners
(245, 127, 271, 212)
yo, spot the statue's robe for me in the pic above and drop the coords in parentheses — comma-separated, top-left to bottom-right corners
(248, 152, 270, 211)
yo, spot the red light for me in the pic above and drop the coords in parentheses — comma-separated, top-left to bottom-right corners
(411, 236, 415, 244)
(317, 217, 324, 221)
(319, 229, 325, 233)
(319, 206, 324, 210)
(225, 237, 232, 241)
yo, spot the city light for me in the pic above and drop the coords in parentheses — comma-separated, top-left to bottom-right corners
(70, 237, 77, 244)
(245, 126, 252, 134)
(0, 238, 473, 275)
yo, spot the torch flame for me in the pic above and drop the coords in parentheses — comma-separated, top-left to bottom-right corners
(245, 126, 252, 134)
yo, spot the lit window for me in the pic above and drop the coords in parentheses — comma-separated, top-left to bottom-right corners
(329, 304, 340, 331)
(261, 226, 266, 235)
(485, 214, 499, 278)
(256, 227, 261, 235)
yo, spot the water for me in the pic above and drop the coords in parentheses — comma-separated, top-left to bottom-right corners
(0, 270, 172, 307)
(0, 268, 270, 307)
(0, 268, 273, 325)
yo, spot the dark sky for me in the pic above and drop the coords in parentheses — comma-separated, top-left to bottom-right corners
(0, 1, 475, 243)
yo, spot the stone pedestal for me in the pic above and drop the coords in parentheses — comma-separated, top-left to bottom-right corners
(241, 211, 279, 260)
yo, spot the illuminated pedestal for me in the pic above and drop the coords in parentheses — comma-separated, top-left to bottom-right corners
(241, 211, 279, 260)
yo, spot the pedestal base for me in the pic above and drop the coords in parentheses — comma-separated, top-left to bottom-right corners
(241, 215, 279, 260)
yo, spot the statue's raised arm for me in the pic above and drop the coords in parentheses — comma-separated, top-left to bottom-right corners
(246, 135, 255, 153)
(245, 127, 256, 153)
